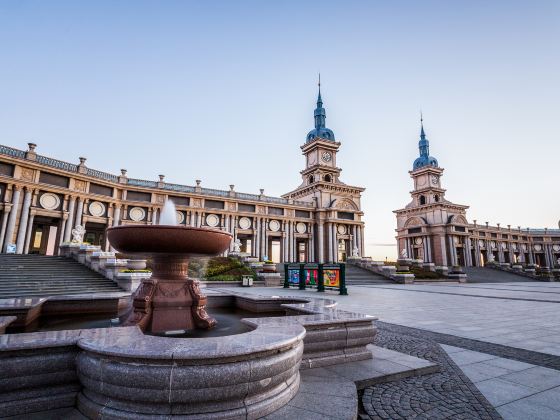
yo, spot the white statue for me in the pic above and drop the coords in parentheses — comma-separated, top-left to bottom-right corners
(487, 254, 495, 263)
(232, 238, 242, 253)
(71, 225, 86, 243)
(400, 248, 408, 259)
(352, 246, 360, 257)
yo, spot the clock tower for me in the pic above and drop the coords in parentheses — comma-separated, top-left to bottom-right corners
(283, 80, 365, 263)
(394, 118, 470, 267)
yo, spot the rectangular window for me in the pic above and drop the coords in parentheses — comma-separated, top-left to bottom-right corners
(533, 237, 544, 242)
(408, 227, 422, 234)
(295, 210, 311, 218)
(238, 203, 255, 212)
(512, 235, 518, 240)
(478, 232, 486, 237)
(39, 172, 69, 188)
(338, 211, 354, 220)
(502, 234, 509, 239)
(205, 199, 224, 210)
(268, 207, 284, 216)
(127, 190, 151, 202)
(169, 196, 190, 206)
(0, 162, 14, 177)
(491, 233, 497, 238)
(455, 226, 466, 232)
(89, 182, 113, 197)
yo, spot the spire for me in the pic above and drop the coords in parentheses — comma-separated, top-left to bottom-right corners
(420, 112, 426, 139)
(412, 113, 439, 170)
(314, 74, 326, 129)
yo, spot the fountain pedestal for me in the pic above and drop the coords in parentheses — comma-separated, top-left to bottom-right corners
(107, 224, 231, 334)
(125, 257, 216, 333)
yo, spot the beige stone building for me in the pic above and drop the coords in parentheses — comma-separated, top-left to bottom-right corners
(395, 121, 560, 267)
(0, 88, 365, 262)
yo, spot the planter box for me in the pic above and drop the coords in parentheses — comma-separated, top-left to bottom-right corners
(392, 273, 414, 284)
(127, 259, 147, 270)
(258, 272, 282, 287)
(448, 273, 468, 283)
(115, 272, 151, 292)
(422, 263, 436, 272)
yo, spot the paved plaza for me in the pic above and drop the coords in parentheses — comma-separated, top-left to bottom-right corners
(222, 281, 560, 419)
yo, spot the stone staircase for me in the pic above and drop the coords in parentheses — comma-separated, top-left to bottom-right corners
(345, 264, 393, 285)
(0, 254, 124, 298)
(463, 267, 540, 283)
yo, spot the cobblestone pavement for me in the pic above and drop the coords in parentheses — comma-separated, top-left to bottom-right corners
(361, 323, 502, 420)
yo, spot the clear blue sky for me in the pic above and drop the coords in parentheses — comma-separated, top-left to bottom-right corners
(0, 1, 558, 259)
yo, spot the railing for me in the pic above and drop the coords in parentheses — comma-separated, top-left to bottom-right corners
(36, 155, 78, 172)
(127, 178, 158, 188)
(0, 145, 26, 159)
(0, 144, 317, 209)
(163, 182, 196, 193)
(86, 168, 118, 183)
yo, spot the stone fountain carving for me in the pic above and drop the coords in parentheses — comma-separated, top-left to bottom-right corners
(107, 200, 231, 333)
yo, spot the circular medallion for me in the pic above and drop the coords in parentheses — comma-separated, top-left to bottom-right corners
(39, 193, 60, 210)
(239, 217, 251, 230)
(206, 214, 220, 227)
(337, 225, 347, 235)
(534, 244, 542, 252)
(88, 201, 106, 217)
(129, 207, 145, 222)
(501, 242, 507, 250)
(553, 244, 560, 252)
(490, 241, 496, 249)
(269, 220, 280, 232)
(296, 222, 307, 234)
(415, 237, 423, 245)
(478, 240, 485, 247)
(176, 211, 185, 224)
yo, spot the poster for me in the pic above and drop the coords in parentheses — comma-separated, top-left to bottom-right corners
(323, 269, 340, 287)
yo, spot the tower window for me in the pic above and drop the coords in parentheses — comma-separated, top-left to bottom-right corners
(308, 175, 314, 184)
(324, 174, 332, 182)
(434, 194, 440, 202)
(419, 195, 426, 205)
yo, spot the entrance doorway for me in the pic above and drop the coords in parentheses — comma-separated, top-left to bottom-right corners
(297, 240, 307, 263)
(84, 222, 106, 247)
(269, 239, 281, 263)
(337, 239, 347, 262)
(29, 217, 61, 255)
(480, 250, 487, 266)
(455, 248, 465, 266)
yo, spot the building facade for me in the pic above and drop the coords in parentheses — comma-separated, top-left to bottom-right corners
(395, 120, 560, 268)
(0, 87, 365, 262)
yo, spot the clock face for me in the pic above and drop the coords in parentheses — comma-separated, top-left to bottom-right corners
(321, 151, 332, 162)
(431, 175, 439, 185)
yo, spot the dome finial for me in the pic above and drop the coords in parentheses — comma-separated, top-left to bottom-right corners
(317, 72, 322, 105)
(420, 111, 426, 138)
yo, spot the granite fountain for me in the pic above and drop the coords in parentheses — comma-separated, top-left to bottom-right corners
(0, 200, 379, 419)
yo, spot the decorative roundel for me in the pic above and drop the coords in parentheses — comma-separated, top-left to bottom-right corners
(129, 207, 145, 222)
(415, 237, 423, 245)
(176, 211, 185, 224)
(337, 225, 347, 235)
(501, 242, 507, 250)
(239, 217, 251, 230)
(88, 201, 106, 217)
(553, 244, 560, 252)
(296, 222, 307, 234)
(490, 241, 497, 249)
(39, 193, 60, 210)
(206, 214, 220, 227)
(534, 244, 542, 252)
(478, 240, 485, 247)
(269, 220, 280, 232)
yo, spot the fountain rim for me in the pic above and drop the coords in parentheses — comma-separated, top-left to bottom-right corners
(106, 224, 233, 238)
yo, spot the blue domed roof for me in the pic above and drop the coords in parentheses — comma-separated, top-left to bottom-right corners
(412, 120, 439, 170)
(306, 83, 336, 142)
(307, 127, 335, 142)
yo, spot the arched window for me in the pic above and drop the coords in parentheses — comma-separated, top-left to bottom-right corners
(419, 195, 426, 205)
(434, 194, 440, 203)
(324, 174, 332, 182)
(308, 175, 314, 184)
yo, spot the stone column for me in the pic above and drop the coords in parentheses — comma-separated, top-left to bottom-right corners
(15, 188, 32, 254)
(309, 223, 315, 262)
(356, 225, 362, 257)
(23, 212, 36, 254)
(74, 197, 84, 228)
(63, 196, 76, 242)
(0, 206, 11, 250)
(113, 205, 121, 227)
(331, 223, 337, 263)
(426, 236, 432, 263)
(3, 186, 21, 252)
(361, 225, 365, 258)
(255, 218, 260, 259)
